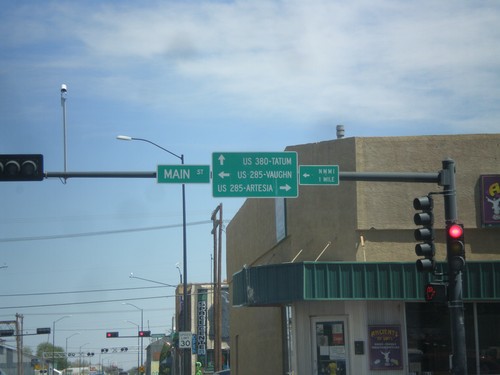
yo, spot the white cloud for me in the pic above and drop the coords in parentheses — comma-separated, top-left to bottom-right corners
(2, 0, 500, 132)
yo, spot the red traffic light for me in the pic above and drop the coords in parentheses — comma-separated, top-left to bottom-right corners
(106, 332, 119, 338)
(448, 224, 464, 239)
(138, 330, 151, 337)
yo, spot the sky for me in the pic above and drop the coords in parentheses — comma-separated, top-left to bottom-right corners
(0, 0, 499, 370)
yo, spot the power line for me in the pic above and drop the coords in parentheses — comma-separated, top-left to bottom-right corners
(0, 294, 175, 310)
(0, 285, 170, 297)
(0, 220, 214, 243)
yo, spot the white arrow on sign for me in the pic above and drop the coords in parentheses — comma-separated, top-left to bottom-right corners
(218, 171, 230, 179)
(218, 154, 225, 166)
(279, 184, 291, 192)
(302, 173, 311, 178)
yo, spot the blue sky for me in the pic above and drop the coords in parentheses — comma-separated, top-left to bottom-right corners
(1, 0, 499, 370)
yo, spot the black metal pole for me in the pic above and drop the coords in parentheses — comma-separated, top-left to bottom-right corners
(45, 171, 156, 179)
(441, 158, 467, 375)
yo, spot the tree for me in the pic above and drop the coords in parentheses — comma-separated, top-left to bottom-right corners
(36, 342, 68, 370)
(159, 343, 173, 375)
(23, 347, 33, 356)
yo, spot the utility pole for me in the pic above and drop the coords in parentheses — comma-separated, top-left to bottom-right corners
(211, 204, 223, 372)
(16, 315, 23, 375)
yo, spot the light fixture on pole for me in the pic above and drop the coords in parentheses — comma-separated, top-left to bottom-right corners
(175, 263, 182, 284)
(53, 315, 71, 375)
(65, 332, 80, 359)
(129, 272, 177, 287)
(79, 343, 89, 375)
(117, 135, 189, 374)
(122, 303, 144, 368)
(125, 320, 140, 371)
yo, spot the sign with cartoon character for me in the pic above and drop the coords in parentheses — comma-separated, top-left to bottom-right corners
(481, 175, 500, 227)
(368, 325, 403, 371)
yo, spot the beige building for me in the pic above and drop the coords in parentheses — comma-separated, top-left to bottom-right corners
(174, 283, 230, 374)
(226, 134, 500, 375)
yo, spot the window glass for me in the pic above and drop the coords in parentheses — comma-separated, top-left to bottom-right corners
(406, 302, 500, 375)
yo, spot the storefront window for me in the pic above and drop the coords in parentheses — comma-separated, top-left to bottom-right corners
(406, 302, 500, 375)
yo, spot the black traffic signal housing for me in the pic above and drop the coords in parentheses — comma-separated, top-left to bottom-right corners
(0, 154, 44, 181)
(106, 331, 119, 338)
(138, 330, 151, 337)
(0, 329, 14, 337)
(36, 327, 51, 334)
(413, 195, 435, 272)
(447, 222, 465, 272)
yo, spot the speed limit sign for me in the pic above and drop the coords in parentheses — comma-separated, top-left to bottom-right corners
(179, 331, 192, 349)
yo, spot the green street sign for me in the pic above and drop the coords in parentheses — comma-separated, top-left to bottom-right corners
(157, 165, 210, 183)
(299, 165, 339, 185)
(212, 152, 298, 198)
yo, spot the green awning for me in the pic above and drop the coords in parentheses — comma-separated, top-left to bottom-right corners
(232, 261, 500, 307)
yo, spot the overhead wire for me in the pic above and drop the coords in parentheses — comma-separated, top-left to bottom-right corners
(0, 285, 170, 297)
(0, 220, 215, 242)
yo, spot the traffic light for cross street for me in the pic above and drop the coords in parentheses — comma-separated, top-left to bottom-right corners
(413, 195, 435, 272)
(0, 154, 44, 181)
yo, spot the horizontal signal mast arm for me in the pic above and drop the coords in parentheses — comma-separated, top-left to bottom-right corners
(45, 171, 157, 179)
(339, 171, 441, 184)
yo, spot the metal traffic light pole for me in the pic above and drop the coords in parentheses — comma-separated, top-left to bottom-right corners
(440, 159, 467, 375)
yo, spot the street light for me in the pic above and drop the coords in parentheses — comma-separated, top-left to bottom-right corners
(79, 343, 89, 375)
(175, 263, 182, 284)
(129, 272, 177, 287)
(65, 332, 80, 359)
(117, 135, 189, 373)
(125, 320, 140, 372)
(53, 316, 71, 375)
(122, 303, 144, 368)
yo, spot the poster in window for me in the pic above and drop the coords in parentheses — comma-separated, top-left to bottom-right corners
(480, 175, 500, 227)
(368, 325, 403, 370)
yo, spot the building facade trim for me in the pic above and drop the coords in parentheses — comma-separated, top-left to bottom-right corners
(233, 261, 500, 306)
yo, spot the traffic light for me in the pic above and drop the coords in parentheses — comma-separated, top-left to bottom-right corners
(106, 332, 119, 338)
(413, 195, 435, 272)
(424, 282, 447, 303)
(138, 330, 151, 337)
(0, 329, 14, 336)
(36, 327, 51, 334)
(447, 222, 465, 272)
(0, 154, 44, 181)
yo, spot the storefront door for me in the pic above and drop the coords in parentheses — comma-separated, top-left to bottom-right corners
(311, 317, 349, 375)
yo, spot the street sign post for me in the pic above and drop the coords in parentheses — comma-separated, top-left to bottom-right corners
(299, 165, 339, 185)
(212, 152, 298, 198)
(157, 165, 210, 184)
